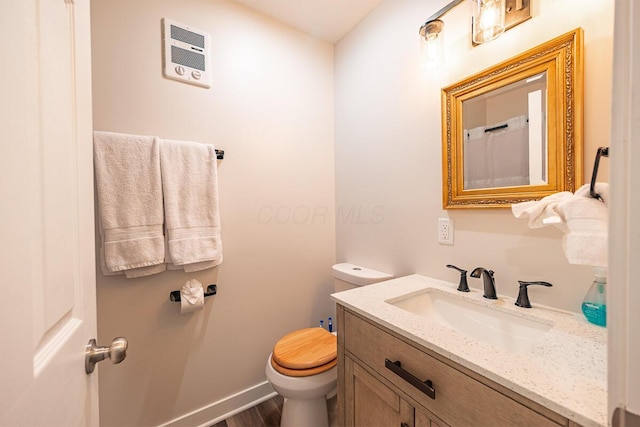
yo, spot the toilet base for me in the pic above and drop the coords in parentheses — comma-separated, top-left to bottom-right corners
(281, 396, 329, 427)
(265, 350, 336, 427)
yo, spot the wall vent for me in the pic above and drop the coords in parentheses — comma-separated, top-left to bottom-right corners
(162, 18, 211, 88)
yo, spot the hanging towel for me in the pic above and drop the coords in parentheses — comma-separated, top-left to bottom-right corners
(160, 139, 223, 270)
(558, 183, 609, 267)
(575, 182, 610, 205)
(511, 191, 574, 232)
(512, 183, 609, 267)
(93, 131, 166, 276)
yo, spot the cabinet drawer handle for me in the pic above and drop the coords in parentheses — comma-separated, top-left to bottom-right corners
(385, 359, 436, 399)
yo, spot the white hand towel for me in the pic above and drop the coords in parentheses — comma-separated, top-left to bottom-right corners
(575, 182, 610, 205)
(94, 131, 166, 275)
(511, 191, 574, 232)
(562, 232, 608, 267)
(559, 184, 609, 267)
(160, 139, 223, 269)
(512, 183, 609, 267)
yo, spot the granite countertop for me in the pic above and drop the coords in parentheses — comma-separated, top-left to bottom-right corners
(331, 274, 607, 427)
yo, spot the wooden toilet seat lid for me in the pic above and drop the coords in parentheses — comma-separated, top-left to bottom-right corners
(272, 327, 337, 370)
(270, 356, 337, 377)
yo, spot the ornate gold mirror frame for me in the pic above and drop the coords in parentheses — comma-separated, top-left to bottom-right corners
(442, 28, 583, 209)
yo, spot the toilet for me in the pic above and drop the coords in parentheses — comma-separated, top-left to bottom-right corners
(265, 263, 393, 427)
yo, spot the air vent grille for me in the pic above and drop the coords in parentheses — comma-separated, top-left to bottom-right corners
(170, 24, 205, 48)
(163, 18, 211, 88)
(171, 45, 205, 71)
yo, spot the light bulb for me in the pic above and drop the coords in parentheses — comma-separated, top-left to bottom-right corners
(472, 0, 505, 44)
(425, 34, 441, 62)
(420, 19, 444, 67)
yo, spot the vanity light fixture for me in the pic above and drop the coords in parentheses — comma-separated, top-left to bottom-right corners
(419, 0, 464, 65)
(419, 19, 445, 64)
(471, 0, 506, 44)
(419, 0, 532, 56)
(472, 0, 532, 45)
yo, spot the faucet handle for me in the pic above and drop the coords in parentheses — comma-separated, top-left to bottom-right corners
(515, 281, 553, 308)
(446, 264, 469, 292)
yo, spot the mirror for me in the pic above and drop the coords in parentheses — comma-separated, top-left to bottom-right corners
(441, 28, 583, 208)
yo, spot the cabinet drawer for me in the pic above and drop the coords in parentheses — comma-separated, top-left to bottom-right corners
(343, 310, 565, 427)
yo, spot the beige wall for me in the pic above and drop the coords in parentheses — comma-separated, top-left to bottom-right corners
(335, 0, 614, 313)
(90, 1, 335, 425)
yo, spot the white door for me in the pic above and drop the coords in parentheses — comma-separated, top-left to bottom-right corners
(0, 0, 101, 425)
(610, 0, 640, 423)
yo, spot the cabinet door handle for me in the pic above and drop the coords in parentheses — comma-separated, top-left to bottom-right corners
(385, 359, 436, 399)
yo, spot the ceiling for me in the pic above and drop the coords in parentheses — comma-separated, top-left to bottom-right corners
(230, 0, 384, 43)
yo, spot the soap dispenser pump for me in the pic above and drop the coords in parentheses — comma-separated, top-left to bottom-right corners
(581, 267, 607, 327)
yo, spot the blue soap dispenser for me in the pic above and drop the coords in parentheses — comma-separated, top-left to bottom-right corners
(581, 267, 607, 327)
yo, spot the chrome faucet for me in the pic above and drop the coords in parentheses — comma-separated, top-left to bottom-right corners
(470, 267, 497, 299)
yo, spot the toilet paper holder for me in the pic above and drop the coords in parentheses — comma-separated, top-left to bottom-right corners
(169, 284, 217, 302)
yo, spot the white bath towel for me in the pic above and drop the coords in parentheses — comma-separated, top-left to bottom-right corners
(512, 183, 609, 267)
(160, 139, 223, 270)
(94, 131, 166, 276)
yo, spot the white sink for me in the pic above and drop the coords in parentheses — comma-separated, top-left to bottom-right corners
(387, 290, 553, 352)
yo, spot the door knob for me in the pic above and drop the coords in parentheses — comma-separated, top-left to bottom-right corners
(85, 337, 128, 374)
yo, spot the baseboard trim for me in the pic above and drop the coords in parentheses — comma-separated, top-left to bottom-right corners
(158, 381, 277, 427)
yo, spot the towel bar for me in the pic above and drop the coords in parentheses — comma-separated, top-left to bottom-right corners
(215, 149, 224, 160)
(484, 123, 508, 133)
(169, 284, 217, 302)
(589, 147, 609, 200)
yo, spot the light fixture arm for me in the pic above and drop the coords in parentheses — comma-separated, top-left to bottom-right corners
(423, 0, 465, 26)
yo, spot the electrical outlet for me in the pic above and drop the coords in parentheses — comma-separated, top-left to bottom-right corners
(438, 218, 454, 245)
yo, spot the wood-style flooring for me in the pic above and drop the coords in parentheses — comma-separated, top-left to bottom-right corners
(213, 395, 338, 427)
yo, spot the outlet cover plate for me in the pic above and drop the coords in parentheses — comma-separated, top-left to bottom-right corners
(438, 218, 454, 245)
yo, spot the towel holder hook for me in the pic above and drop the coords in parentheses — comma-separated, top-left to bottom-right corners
(589, 147, 609, 200)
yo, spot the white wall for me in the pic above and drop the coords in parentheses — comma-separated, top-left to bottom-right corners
(91, 1, 335, 425)
(335, 0, 614, 313)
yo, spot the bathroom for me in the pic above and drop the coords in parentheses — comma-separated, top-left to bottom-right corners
(91, 0, 617, 424)
(2, 0, 637, 425)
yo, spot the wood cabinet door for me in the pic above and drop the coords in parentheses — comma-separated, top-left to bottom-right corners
(346, 356, 413, 427)
(415, 405, 449, 427)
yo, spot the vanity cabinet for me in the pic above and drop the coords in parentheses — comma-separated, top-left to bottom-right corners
(345, 355, 447, 427)
(337, 306, 578, 427)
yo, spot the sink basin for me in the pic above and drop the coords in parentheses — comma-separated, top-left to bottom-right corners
(387, 290, 553, 352)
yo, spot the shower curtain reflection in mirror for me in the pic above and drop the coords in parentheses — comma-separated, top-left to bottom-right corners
(462, 72, 547, 190)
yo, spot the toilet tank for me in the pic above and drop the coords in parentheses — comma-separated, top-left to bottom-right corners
(332, 263, 393, 293)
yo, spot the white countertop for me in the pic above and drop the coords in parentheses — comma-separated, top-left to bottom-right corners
(331, 274, 607, 427)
